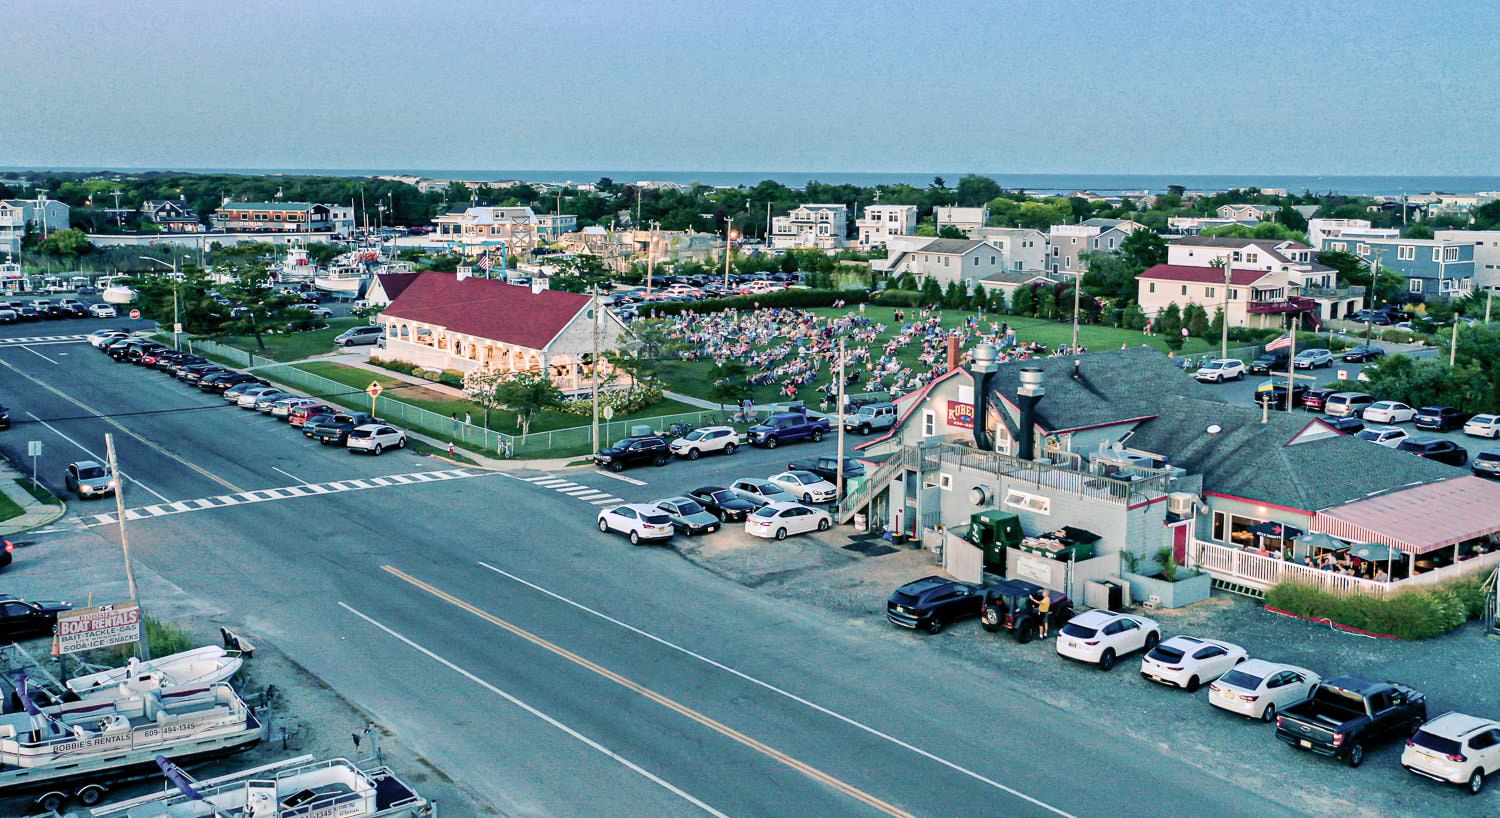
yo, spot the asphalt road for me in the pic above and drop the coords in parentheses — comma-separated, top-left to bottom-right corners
(0, 319, 1479, 817)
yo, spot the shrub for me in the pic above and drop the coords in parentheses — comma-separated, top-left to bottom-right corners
(873, 289, 924, 307)
(1264, 572, 1493, 640)
(643, 288, 869, 317)
(557, 381, 664, 416)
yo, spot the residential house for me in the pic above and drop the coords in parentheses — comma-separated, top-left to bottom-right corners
(1044, 218, 1145, 276)
(328, 205, 356, 237)
(934, 206, 988, 237)
(211, 201, 332, 233)
(1318, 231, 1475, 300)
(1305, 218, 1394, 249)
(141, 199, 202, 232)
(1434, 229, 1500, 292)
(976, 271, 1057, 303)
(4, 196, 70, 234)
(770, 204, 848, 250)
(1215, 203, 1280, 221)
(432, 206, 541, 257)
(375, 271, 627, 394)
(1141, 236, 1364, 327)
(1164, 216, 1257, 236)
(883, 238, 1008, 288)
(0, 201, 24, 258)
(537, 213, 579, 242)
(971, 227, 1048, 272)
(856, 205, 918, 248)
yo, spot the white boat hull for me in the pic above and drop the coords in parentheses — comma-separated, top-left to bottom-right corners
(314, 275, 366, 293)
(67, 646, 243, 700)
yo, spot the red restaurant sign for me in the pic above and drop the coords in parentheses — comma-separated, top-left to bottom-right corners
(946, 400, 974, 430)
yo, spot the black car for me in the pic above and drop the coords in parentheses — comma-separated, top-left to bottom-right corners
(1276, 675, 1426, 768)
(0, 538, 12, 570)
(1353, 310, 1393, 326)
(1471, 450, 1500, 479)
(179, 363, 229, 384)
(0, 594, 73, 642)
(687, 485, 758, 522)
(1397, 436, 1468, 467)
(1323, 416, 1364, 435)
(786, 456, 866, 485)
(16, 305, 39, 321)
(164, 354, 210, 374)
(886, 576, 984, 634)
(1413, 405, 1466, 432)
(202, 371, 266, 392)
(1248, 351, 1290, 375)
(1342, 344, 1385, 363)
(1254, 383, 1308, 410)
(0, 403, 9, 430)
(593, 435, 670, 472)
(979, 579, 1073, 643)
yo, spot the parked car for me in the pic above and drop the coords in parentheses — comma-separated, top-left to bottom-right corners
(334, 325, 384, 347)
(0, 537, 12, 569)
(593, 435, 670, 471)
(1342, 344, 1386, 363)
(86, 328, 129, 348)
(1208, 659, 1320, 722)
(1353, 309, 1393, 326)
(1356, 425, 1409, 448)
(745, 501, 831, 540)
(1293, 349, 1334, 369)
(766, 470, 837, 504)
(687, 485, 757, 522)
(1414, 405, 1467, 432)
(63, 460, 116, 499)
(288, 403, 334, 428)
(345, 424, 407, 455)
(1300, 387, 1339, 412)
(1402, 711, 1500, 794)
(729, 478, 794, 507)
(201, 371, 263, 391)
(652, 496, 721, 535)
(1056, 611, 1161, 671)
(1139, 635, 1248, 692)
(182, 364, 232, 385)
(1254, 382, 1309, 410)
(1323, 392, 1376, 419)
(668, 426, 739, 459)
(1275, 675, 1427, 767)
(978, 579, 1072, 643)
(596, 503, 675, 545)
(1471, 450, 1500, 479)
(746, 409, 831, 449)
(1363, 401, 1416, 424)
(0, 594, 73, 642)
(270, 397, 321, 418)
(0, 403, 9, 430)
(235, 386, 282, 408)
(1194, 359, 1246, 383)
(15, 305, 38, 321)
(1324, 416, 1364, 435)
(310, 412, 378, 445)
(0, 307, 17, 323)
(253, 390, 297, 412)
(785, 455, 866, 485)
(845, 402, 897, 435)
(1463, 414, 1500, 439)
(885, 576, 984, 634)
(88, 303, 117, 318)
(301, 413, 337, 439)
(1397, 437, 1468, 466)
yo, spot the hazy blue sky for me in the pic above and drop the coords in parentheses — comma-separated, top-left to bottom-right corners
(3, 0, 1496, 175)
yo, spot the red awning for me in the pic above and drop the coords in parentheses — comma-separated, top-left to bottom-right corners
(1313, 476, 1500, 555)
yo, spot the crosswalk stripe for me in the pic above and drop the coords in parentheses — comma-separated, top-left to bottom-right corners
(344, 479, 371, 489)
(213, 495, 242, 505)
(591, 497, 623, 505)
(367, 477, 392, 486)
(559, 486, 599, 495)
(572, 491, 612, 500)
(140, 504, 168, 516)
(532, 478, 570, 487)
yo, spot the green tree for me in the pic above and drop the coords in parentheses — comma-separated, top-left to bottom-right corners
(1036, 287, 1058, 319)
(1274, 206, 1308, 233)
(206, 255, 312, 350)
(1403, 222, 1435, 239)
(780, 253, 799, 273)
(549, 255, 611, 293)
(487, 370, 563, 436)
(954, 174, 1002, 207)
(39, 227, 93, 257)
(943, 280, 967, 309)
(937, 225, 967, 239)
(305, 242, 346, 266)
(896, 272, 918, 291)
(1120, 228, 1167, 268)
(1123, 303, 1147, 330)
(1207, 307, 1225, 343)
(1011, 284, 1036, 317)
(708, 360, 749, 410)
(986, 287, 1008, 314)
(919, 276, 943, 306)
(1080, 251, 1143, 302)
(1157, 302, 1185, 350)
(1183, 303, 1210, 338)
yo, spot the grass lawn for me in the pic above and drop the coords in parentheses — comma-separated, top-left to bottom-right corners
(0, 490, 24, 524)
(214, 317, 365, 362)
(17, 478, 60, 506)
(655, 304, 1220, 405)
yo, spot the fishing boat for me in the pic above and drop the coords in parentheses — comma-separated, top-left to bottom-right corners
(102, 284, 137, 305)
(313, 250, 377, 294)
(272, 248, 316, 284)
(65, 646, 244, 702)
(90, 754, 434, 818)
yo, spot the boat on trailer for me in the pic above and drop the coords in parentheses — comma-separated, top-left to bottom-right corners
(65, 647, 244, 702)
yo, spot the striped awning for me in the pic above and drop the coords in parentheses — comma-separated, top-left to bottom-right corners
(1313, 476, 1500, 555)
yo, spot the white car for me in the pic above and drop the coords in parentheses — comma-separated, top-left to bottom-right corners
(1464, 414, 1500, 439)
(767, 470, 837, 504)
(1194, 359, 1246, 383)
(302, 306, 334, 318)
(1138, 635, 1247, 691)
(235, 386, 281, 408)
(1056, 611, 1160, 671)
(88, 303, 118, 318)
(744, 501, 831, 540)
(1363, 400, 1416, 423)
(1402, 711, 1500, 794)
(670, 426, 740, 459)
(597, 502, 675, 545)
(1208, 659, 1320, 722)
(730, 478, 794, 507)
(270, 397, 320, 418)
(1356, 425, 1409, 448)
(345, 423, 406, 455)
(87, 329, 129, 348)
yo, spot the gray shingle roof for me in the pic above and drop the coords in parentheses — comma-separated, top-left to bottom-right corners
(1126, 399, 1465, 511)
(982, 347, 1201, 435)
(919, 238, 985, 255)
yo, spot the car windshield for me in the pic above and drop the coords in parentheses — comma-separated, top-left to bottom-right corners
(683, 429, 706, 441)
(1411, 730, 1463, 756)
(1147, 645, 1185, 663)
(674, 500, 705, 515)
(1202, 362, 1223, 370)
(641, 514, 671, 525)
(77, 466, 107, 479)
(710, 490, 737, 503)
(1477, 453, 1500, 463)
(1356, 430, 1384, 442)
(751, 507, 779, 519)
(1060, 622, 1098, 639)
(1219, 669, 1264, 690)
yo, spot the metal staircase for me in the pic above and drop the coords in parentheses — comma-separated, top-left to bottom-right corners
(836, 447, 907, 524)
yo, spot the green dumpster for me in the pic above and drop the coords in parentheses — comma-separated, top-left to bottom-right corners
(968, 510, 1023, 573)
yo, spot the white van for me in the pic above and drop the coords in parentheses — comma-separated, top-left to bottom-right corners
(1324, 392, 1376, 418)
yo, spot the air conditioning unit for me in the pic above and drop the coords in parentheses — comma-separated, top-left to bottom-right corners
(1167, 492, 1197, 517)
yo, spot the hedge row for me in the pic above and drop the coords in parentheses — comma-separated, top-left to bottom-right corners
(369, 357, 466, 389)
(1263, 573, 1491, 640)
(641, 288, 870, 317)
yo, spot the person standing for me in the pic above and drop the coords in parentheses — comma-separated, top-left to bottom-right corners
(1032, 589, 1053, 638)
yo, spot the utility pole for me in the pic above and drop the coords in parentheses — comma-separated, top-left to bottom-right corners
(141, 256, 180, 349)
(835, 335, 846, 503)
(1450, 317, 1460, 367)
(590, 286, 601, 452)
(1486, 289, 1494, 325)
(112, 189, 124, 230)
(105, 433, 148, 660)
(1286, 317, 1296, 415)
(722, 216, 735, 288)
(1220, 256, 1231, 359)
(645, 221, 659, 296)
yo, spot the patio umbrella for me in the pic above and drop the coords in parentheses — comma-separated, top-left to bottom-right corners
(1293, 532, 1348, 554)
(1349, 542, 1404, 562)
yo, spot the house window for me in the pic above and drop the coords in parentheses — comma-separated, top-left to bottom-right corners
(1357, 243, 1370, 256)
(939, 473, 953, 491)
(1003, 489, 1051, 515)
(922, 410, 935, 438)
(1232, 252, 1242, 262)
(1206, 286, 1215, 297)
(1228, 288, 1238, 299)
(1409, 278, 1424, 293)
(1148, 282, 1156, 293)
(1109, 238, 1117, 249)
(990, 256, 996, 264)
(1246, 252, 1258, 263)
(1445, 246, 1461, 261)
(973, 257, 979, 266)
(1432, 247, 1442, 262)
(1070, 238, 1077, 245)
(1052, 247, 1059, 256)
(1398, 245, 1416, 261)
(1212, 511, 1227, 542)
(1181, 285, 1188, 296)
(1331, 241, 1346, 252)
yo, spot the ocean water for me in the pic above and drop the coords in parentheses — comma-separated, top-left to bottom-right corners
(9, 166, 1500, 197)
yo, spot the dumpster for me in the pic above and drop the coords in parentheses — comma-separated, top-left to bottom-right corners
(968, 510, 1023, 573)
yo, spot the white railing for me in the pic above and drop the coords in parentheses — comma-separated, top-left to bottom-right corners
(1195, 541, 1500, 597)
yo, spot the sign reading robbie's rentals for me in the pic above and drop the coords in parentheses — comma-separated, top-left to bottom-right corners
(53, 601, 143, 655)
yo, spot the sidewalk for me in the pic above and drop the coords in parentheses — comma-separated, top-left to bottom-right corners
(0, 461, 66, 536)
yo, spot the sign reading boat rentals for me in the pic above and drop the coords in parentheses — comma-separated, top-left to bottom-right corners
(52, 601, 142, 655)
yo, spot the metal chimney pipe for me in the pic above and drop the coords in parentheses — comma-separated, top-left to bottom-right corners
(1016, 366, 1044, 461)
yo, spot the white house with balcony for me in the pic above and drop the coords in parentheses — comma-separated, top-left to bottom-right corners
(883, 238, 1008, 288)
(934, 206, 988, 237)
(971, 227, 1048, 272)
(432, 206, 541, 257)
(770, 204, 847, 250)
(856, 205, 917, 248)
(1151, 236, 1364, 326)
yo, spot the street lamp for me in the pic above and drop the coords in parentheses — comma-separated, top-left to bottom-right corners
(722, 219, 739, 289)
(140, 256, 181, 350)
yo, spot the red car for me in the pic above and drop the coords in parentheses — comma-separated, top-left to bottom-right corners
(1301, 387, 1337, 412)
(289, 403, 334, 428)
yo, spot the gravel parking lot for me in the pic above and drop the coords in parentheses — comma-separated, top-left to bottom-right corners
(675, 525, 1500, 817)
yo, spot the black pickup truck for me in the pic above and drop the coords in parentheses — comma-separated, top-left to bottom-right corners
(786, 456, 866, 485)
(309, 412, 378, 446)
(1275, 674, 1427, 767)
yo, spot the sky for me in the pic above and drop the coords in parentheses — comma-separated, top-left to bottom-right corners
(3, 0, 1498, 176)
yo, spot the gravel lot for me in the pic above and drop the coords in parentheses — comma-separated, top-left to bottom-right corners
(676, 526, 1500, 818)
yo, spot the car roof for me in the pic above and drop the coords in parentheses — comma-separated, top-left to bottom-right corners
(1070, 610, 1126, 626)
(898, 575, 959, 593)
(1234, 658, 1305, 677)
(71, 459, 106, 470)
(1423, 712, 1500, 739)
(759, 501, 801, 511)
(987, 578, 1042, 596)
(614, 502, 663, 514)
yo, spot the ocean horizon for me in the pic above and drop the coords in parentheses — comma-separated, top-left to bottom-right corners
(6, 166, 1500, 197)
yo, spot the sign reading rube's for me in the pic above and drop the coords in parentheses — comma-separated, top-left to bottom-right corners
(946, 400, 974, 430)
(53, 601, 142, 655)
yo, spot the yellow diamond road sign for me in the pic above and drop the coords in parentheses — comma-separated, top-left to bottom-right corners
(366, 381, 383, 398)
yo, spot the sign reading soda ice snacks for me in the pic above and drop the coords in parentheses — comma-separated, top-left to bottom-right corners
(53, 601, 142, 655)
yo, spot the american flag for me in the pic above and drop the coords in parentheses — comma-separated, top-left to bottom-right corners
(1264, 332, 1293, 352)
(477, 251, 493, 271)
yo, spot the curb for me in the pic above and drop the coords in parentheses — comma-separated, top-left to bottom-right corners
(1264, 605, 1399, 640)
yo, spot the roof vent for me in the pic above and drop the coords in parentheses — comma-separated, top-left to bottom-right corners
(1206, 424, 1222, 435)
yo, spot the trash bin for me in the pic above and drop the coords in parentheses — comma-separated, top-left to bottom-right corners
(854, 512, 868, 532)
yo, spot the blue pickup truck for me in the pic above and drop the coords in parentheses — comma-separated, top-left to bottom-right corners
(747, 410, 831, 449)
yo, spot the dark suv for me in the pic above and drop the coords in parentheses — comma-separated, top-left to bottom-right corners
(1413, 406, 1467, 432)
(1249, 351, 1290, 375)
(593, 435, 669, 472)
(886, 576, 984, 634)
(979, 579, 1074, 643)
(1397, 437, 1468, 467)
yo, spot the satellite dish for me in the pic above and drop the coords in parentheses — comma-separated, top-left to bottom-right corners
(1207, 424, 1223, 435)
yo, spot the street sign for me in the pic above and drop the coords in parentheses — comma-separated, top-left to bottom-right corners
(26, 440, 41, 458)
(173, 323, 183, 334)
(52, 601, 142, 655)
(603, 407, 615, 420)
(1337, 369, 1349, 381)
(365, 382, 383, 398)
(129, 308, 141, 320)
